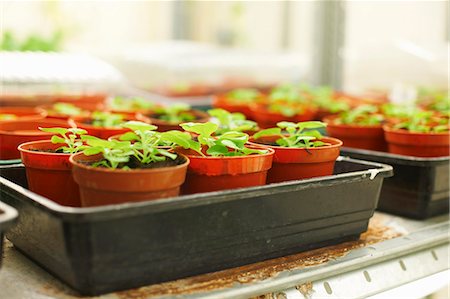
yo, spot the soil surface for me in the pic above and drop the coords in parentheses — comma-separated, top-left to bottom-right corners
(29, 148, 65, 153)
(82, 155, 186, 169)
(148, 112, 197, 122)
(253, 139, 279, 146)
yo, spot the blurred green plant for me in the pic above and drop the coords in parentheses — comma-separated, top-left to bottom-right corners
(1, 30, 63, 52)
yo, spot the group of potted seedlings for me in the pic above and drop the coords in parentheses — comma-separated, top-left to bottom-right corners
(215, 84, 450, 157)
(0, 85, 448, 209)
(0, 95, 343, 208)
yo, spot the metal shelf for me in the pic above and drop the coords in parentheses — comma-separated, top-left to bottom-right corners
(0, 212, 448, 299)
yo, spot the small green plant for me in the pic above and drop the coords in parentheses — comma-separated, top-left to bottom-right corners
(154, 103, 196, 123)
(334, 105, 384, 125)
(82, 121, 178, 169)
(109, 96, 157, 112)
(39, 127, 89, 154)
(393, 111, 449, 133)
(381, 103, 421, 119)
(170, 82, 191, 93)
(1, 30, 63, 52)
(267, 102, 306, 117)
(312, 87, 350, 113)
(208, 108, 258, 135)
(51, 103, 86, 116)
(253, 121, 329, 148)
(163, 122, 267, 157)
(90, 111, 125, 128)
(269, 84, 304, 103)
(226, 88, 261, 103)
(0, 114, 17, 121)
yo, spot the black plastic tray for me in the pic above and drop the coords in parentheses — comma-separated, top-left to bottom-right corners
(0, 157, 392, 295)
(341, 147, 450, 219)
(0, 201, 18, 269)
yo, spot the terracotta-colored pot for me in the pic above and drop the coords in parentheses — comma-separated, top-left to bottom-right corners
(18, 140, 81, 207)
(157, 84, 212, 97)
(70, 152, 189, 207)
(176, 146, 274, 194)
(51, 94, 107, 106)
(249, 136, 342, 183)
(383, 125, 450, 157)
(138, 109, 209, 132)
(333, 91, 388, 107)
(0, 94, 52, 107)
(315, 109, 338, 121)
(323, 116, 387, 152)
(0, 107, 44, 121)
(37, 105, 91, 120)
(0, 118, 68, 160)
(250, 104, 317, 129)
(70, 115, 141, 139)
(212, 94, 265, 120)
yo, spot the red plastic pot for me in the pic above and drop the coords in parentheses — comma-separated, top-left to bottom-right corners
(138, 109, 210, 132)
(157, 84, 212, 97)
(176, 146, 274, 194)
(51, 94, 107, 106)
(18, 141, 81, 207)
(70, 116, 140, 139)
(250, 104, 317, 129)
(323, 116, 387, 152)
(249, 136, 342, 183)
(37, 105, 89, 120)
(0, 107, 44, 121)
(212, 94, 264, 120)
(0, 118, 68, 160)
(70, 152, 189, 207)
(383, 125, 450, 157)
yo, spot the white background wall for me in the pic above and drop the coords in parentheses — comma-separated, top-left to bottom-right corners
(343, 0, 448, 92)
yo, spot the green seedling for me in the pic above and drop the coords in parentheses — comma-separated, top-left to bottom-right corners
(39, 127, 88, 154)
(269, 84, 304, 103)
(170, 82, 191, 93)
(208, 108, 258, 135)
(0, 114, 17, 121)
(266, 84, 312, 117)
(334, 105, 384, 125)
(417, 88, 450, 113)
(90, 111, 125, 128)
(82, 121, 177, 169)
(268, 102, 306, 117)
(163, 122, 267, 157)
(381, 103, 421, 119)
(313, 87, 350, 113)
(52, 103, 85, 116)
(254, 121, 329, 148)
(393, 111, 449, 133)
(226, 88, 261, 103)
(109, 96, 157, 111)
(154, 103, 196, 123)
(1, 30, 63, 52)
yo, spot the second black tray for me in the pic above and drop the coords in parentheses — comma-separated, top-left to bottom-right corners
(341, 147, 450, 219)
(0, 157, 392, 295)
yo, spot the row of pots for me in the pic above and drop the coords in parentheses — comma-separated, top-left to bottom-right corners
(324, 116, 450, 157)
(212, 90, 377, 128)
(18, 135, 342, 208)
(0, 108, 210, 160)
(213, 91, 449, 158)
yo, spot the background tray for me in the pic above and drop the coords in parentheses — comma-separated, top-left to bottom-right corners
(341, 147, 450, 219)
